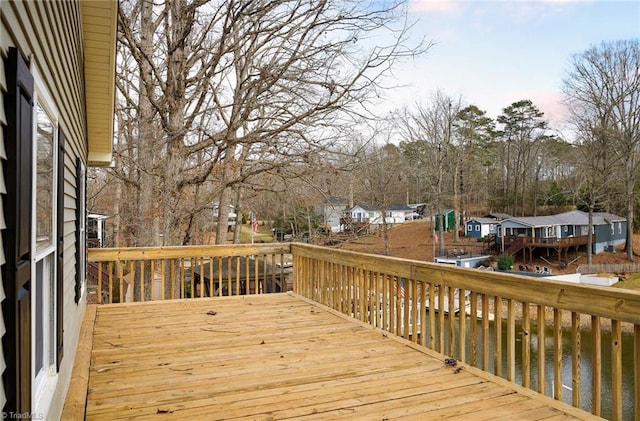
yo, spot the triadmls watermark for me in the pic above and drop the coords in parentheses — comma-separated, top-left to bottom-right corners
(2, 412, 44, 420)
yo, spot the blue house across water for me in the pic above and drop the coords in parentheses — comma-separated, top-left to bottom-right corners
(465, 218, 499, 238)
(497, 210, 627, 263)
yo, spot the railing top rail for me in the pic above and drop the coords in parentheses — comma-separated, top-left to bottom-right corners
(88, 243, 292, 261)
(291, 243, 640, 324)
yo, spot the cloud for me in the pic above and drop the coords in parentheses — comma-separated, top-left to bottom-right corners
(409, 0, 459, 13)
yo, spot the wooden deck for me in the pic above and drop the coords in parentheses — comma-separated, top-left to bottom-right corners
(64, 293, 602, 420)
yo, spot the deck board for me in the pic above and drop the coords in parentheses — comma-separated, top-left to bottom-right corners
(66, 293, 601, 420)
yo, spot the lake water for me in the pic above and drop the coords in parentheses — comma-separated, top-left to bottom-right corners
(420, 316, 634, 420)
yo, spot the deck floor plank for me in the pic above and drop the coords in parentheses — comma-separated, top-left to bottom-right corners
(68, 293, 601, 420)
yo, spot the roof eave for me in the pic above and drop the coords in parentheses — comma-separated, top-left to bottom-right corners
(81, 0, 117, 167)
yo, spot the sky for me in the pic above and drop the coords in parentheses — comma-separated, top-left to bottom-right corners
(382, 0, 640, 134)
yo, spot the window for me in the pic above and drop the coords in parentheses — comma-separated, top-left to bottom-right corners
(36, 103, 55, 253)
(611, 224, 614, 235)
(618, 222, 622, 234)
(563, 225, 568, 232)
(475, 225, 480, 232)
(32, 75, 59, 411)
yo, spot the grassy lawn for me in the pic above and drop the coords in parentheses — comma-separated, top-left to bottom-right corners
(227, 224, 274, 243)
(612, 273, 640, 291)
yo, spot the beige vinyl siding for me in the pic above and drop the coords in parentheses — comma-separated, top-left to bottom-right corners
(0, 1, 91, 418)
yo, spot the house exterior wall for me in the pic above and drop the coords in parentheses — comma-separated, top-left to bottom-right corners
(593, 222, 627, 253)
(350, 206, 380, 223)
(1, 1, 98, 417)
(321, 204, 345, 232)
(0, 28, 7, 413)
(435, 211, 455, 232)
(465, 221, 481, 237)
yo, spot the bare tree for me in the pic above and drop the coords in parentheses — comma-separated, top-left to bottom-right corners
(564, 39, 640, 260)
(400, 91, 462, 255)
(110, 0, 429, 246)
(357, 139, 408, 255)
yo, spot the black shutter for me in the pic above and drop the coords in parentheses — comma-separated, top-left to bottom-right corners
(75, 157, 84, 303)
(2, 47, 34, 414)
(56, 130, 66, 369)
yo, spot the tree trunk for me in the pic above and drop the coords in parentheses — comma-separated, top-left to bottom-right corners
(382, 209, 390, 256)
(587, 206, 594, 265)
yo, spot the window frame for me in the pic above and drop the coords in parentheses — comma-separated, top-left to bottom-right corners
(30, 67, 60, 410)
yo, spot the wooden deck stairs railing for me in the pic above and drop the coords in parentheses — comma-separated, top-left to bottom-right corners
(503, 236, 525, 256)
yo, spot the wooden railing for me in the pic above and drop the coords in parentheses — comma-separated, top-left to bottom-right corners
(504, 234, 592, 249)
(88, 242, 639, 420)
(88, 244, 291, 304)
(291, 243, 640, 421)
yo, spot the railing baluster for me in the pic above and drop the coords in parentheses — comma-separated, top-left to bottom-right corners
(411, 279, 418, 343)
(140, 260, 145, 301)
(611, 319, 622, 420)
(537, 304, 545, 395)
(271, 254, 276, 295)
(403, 278, 410, 340)
(235, 256, 241, 296)
(428, 283, 435, 349)
(97, 262, 103, 304)
(458, 288, 466, 363)
(507, 298, 515, 382)
(482, 294, 489, 371)
(179, 258, 184, 299)
(375, 272, 381, 328)
(368, 270, 374, 325)
(161, 259, 166, 300)
(635, 324, 640, 421)
(383, 273, 389, 332)
(359, 267, 364, 321)
(129, 260, 134, 301)
(279, 253, 284, 292)
(592, 315, 601, 416)
(522, 302, 531, 388)
(209, 257, 214, 297)
(218, 256, 224, 296)
(553, 308, 563, 401)
(571, 311, 581, 408)
(470, 291, 477, 367)
(150, 259, 155, 300)
(494, 296, 502, 377)
(118, 260, 124, 303)
(393, 276, 402, 336)
(189, 258, 194, 299)
(108, 261, 113, 304)
(438, 285, 445, 354)
(420, 281, 427, 347)
(448, 286, 455, 356)
(332, 261, 338, 310)
(171, 259, 176, 300)
(227, 256, 232, 296)
(253, 255, 259, 295)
